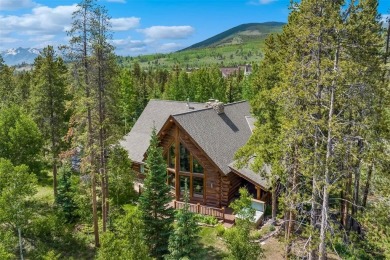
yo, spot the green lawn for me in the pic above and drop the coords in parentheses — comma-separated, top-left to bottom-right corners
(198, 226, 228, 259)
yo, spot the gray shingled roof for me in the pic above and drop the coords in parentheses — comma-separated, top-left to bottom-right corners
(172, 101, 252, 175)
(120, 99, 268, 188)
(120, 100, 206, 163)
(228, 162, 271, 190)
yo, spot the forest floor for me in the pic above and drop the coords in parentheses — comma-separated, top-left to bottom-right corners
(262, 236, 284, 259)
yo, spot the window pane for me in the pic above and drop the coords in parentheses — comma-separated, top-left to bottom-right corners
(167, 172, 175, 190)
(169, 143, 175, 168)
(180, 176, 189, 195)
(193, 157, 203, 174)
(193, 177, 204, 197)
(180, 143, 190, 172)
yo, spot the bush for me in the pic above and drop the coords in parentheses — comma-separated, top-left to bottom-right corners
(251, 230, 262, 240)
(216, 224, 225, 237)
(194, 214, 218, 225)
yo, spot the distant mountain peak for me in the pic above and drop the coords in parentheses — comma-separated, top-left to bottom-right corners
(1, 47, 42, 66)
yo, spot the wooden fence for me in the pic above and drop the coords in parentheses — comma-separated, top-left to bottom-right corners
(174, 200, 225, 221)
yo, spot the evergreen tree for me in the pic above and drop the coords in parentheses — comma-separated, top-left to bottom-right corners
(0, 58, 16, 108)
(236, 0, 386, 258)
(67, 0, 101, 247)
(30, 45, 69, 197)
(107, 145, 136, 207)
(167, 180, 199, 259)
(139, 127, 174, 258)
(56, 164, 79, 223)
(97, 205, 150, 260)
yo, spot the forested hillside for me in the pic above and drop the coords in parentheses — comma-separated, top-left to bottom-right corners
(0, 0, 389, 259)
(117, 22, 284, 69)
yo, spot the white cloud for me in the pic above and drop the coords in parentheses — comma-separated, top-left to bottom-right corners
(111, 17, 140, 31)
(0, 0, 37, 10)
(158, 42, 183, 52)
(106, 0, 126, 3)
(0, 4, 78, 36)
(110, 37, 146, 48)
(0, 37, 20, 43)
(0, 4, 141, 50)
(28, 34, 55, 42)
(138, 26, 194, 39)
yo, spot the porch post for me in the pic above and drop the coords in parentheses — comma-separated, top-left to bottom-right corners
(256, 186, 261, 200)
(175, 126, 180, 200)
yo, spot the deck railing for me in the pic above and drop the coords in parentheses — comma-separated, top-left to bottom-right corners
(174, 200, 225, 221)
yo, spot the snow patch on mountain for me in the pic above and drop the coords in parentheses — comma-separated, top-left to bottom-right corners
(1, 47, 42, 66)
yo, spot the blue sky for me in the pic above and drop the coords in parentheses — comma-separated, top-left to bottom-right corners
(0, 0, 388, 55)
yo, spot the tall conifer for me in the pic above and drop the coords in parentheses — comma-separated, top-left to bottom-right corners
(139, 127, 174, 258)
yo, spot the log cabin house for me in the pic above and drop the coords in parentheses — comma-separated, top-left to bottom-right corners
(120, 99, 270, 210)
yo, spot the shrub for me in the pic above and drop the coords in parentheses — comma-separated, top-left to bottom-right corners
(216, 224, 225, 237)
(194, 214, 218, 225)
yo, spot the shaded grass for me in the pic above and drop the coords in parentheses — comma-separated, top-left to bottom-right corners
(198, 226, 228, 259)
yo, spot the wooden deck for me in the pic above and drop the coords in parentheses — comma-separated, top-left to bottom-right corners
(135, 181, 236, 226)
(171, 200, 236, 226)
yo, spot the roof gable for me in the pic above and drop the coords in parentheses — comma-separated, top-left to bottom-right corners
(120, 100, 206, 163)
(172, 101, 252, 174)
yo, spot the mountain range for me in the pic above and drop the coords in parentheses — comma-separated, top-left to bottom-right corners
(1, 22, 285, 67)
(1, 47, 41, 66)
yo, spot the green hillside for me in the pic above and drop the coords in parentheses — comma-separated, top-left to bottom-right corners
(117, 22, 285, 69)
(181, 22, 285, 50)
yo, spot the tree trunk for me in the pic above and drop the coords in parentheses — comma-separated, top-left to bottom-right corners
(351, 139, 363, 231)
(92, 171, 100, 247)
(309, 22, 325, 259)
(385, 17, 390, 64)
(53, 163, 58, 198)
(18, 227, 24, 260)
(285, 146, 298, 259)
(319, 42, 339, 259)
(362, 163, 373, 209)
(271, 181, 277, 225)
(83, 6, 99, 247)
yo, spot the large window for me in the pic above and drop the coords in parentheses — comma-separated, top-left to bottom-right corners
(193, 177, 204, 197)
(168, 143, 175, 169)
(193, 158, 203, 174)
(180, 143, 190, 172)
(166, 141, 205, 200)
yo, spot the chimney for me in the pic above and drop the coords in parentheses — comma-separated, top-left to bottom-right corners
(212, 100, 224, 114)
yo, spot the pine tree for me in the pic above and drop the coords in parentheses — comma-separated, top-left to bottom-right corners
(167, 180, 199, 259)
(90, 3, 121, 232)
(30, 45, 68, 197)
(139, 127, 174, 258)
(236, 0, 386, 258)
(67, 0, 100, 247)
(56, 164, 79, 223)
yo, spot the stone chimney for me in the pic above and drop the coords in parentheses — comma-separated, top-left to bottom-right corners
(212, 100, 224, 114)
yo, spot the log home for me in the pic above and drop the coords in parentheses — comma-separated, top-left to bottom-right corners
(120, 99, 271, 209)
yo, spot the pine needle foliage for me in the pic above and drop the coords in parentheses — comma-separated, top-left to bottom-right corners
(167, 180, 200, 259)
(139, 127, 174, 258)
